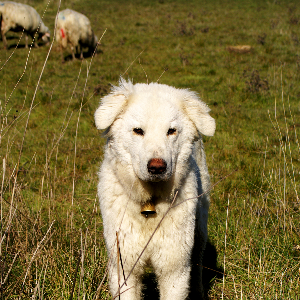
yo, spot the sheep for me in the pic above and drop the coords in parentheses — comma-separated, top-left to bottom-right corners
(55, 9, 98, 62)
(0, 1, 50, 49)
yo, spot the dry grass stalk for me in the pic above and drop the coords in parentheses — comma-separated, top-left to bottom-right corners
(69, 250, 81, 300)
(221, 195, 230, 300)
(21, 220, 55, 289)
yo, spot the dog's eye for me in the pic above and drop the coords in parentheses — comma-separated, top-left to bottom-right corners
(167, 128, 177, 136)
(133, 128, 144, 136)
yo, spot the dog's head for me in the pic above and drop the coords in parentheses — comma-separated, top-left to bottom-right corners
(95, 78, 215, 182)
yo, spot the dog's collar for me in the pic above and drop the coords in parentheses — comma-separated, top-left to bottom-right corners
(141, 197, 156, 218)
(141, 191, 178, 218)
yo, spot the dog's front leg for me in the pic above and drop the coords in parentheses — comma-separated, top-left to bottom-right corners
(156, 265, 191, 300)
(109, 264, 143, 300)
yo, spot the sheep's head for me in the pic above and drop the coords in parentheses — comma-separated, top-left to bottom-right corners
(40, 30, 50, 44)
(93, 35, 98, 49)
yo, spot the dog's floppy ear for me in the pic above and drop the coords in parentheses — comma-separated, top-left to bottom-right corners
(182, 91, 216, 136)
(94, 78, 133, 130)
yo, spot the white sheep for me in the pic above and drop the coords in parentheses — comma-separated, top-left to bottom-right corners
(55, 9, 98, 62)
(0, 1, 50, 49)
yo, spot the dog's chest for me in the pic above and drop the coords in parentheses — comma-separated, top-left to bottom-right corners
(124, 197, 196, 238)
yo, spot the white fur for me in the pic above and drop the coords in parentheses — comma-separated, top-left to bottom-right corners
(0, 1, 50, 49)
(55, 9, 98, 61)
(95, 78, 215, 299)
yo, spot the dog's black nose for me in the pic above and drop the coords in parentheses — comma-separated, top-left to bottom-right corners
(147, 158, 167, 174)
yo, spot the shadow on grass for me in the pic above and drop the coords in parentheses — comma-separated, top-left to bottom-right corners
(142, 272, 160, 300)
(63, 49, 103, 62)
(202, 239, 223, 299)
(142, 239, 222, 300)
(7, 41, 49, 49)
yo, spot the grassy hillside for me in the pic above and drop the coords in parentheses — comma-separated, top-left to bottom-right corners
(0, 0, 299, 298)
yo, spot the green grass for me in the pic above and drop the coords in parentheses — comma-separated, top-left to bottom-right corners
(0, 0, 299, 298)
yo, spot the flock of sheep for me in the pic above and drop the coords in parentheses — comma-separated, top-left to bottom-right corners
(0, 1, 98, 61)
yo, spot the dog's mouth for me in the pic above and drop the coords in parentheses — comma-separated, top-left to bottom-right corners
(146, 174, 168, 182)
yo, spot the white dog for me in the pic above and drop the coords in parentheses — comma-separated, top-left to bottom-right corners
(94, 78, 215, 300)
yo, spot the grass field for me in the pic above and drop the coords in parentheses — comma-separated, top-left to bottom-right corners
(0, 0, 299, 298)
